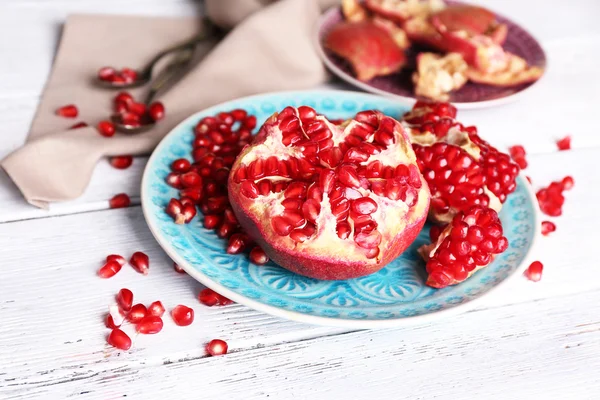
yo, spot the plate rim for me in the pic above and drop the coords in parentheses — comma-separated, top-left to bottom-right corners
(314, 5, 548, 110)
(141, 89, 542, 328)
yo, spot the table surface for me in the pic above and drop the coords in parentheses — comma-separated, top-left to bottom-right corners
(1, 0, 600, 399)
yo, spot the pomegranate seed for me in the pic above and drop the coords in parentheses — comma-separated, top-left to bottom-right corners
(524, 261, 543, 282)
(166, 172, 183, 189)
(198, 288, 232, 306)
(128, 102, 146, 116)
(120, 68, 138, 83)
(109, 193, 131, 209)
(137, 316, 164, 334)
(231, 109, 247, 121)
(115, 91, 134, 105)
(556, 136, 571, 151)
(508, 145, 526, 159)
(249, 246, 269, 265)
(203, 215, 221, 229)
(171, 158, 191, 173)
(117, 288, 133, 312)
(109, 304, 126, 327)
(129, 251, 149, 275)
(562, 176, 574, 190)
(171, 305, 194, 326)
(107, 254, 126, 266)
(206, 339, 228, 356)
(98, 259, 122, 278)
(56, 104, 78, 118)
(173, 262, 186, 274)
(107, 329, 132, 350)
(181, 171, 203, 188)
(105, 314, 119, 329)
(127, 303, 147, 323)
(227, 233, 249, 254)
(97, 120, 116, 137)
(149, 102, 166, 121)
(98, 66, 116, 81)
(110, 155, 133, 169)
(148, 301, 165, 317)
(541, 221, 556, 236)
(69, 122, 88, 129)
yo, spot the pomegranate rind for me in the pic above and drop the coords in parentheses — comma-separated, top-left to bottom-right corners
(325, 21, 406, 81)
(228, 108, 430, 280)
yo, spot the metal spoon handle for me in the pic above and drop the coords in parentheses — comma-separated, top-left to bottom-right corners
(144, 46, 195, 104)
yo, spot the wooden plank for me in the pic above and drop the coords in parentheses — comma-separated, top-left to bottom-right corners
(2, 290, 598, 399)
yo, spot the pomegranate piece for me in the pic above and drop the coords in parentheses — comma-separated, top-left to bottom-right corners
(420, 205, 508, 288)
(524, 261, 543, 282)
(171, 305, 194, 326)
(127, 303, 147, 323)
(412, 52, 468, 101)
(137, 316, 164, 334)
(117, 288, 133, 312)
(107, 328, 132, 350)
(98, 259, 122, 278)
(325, 21, 406, 81)
(465, 53, 544, 87)
(149, 102, 166, 121)
(97, 120, 116, 137)
(199, 288, 233, 307)
(56, 104, 78, 118)
(433, 5, 507, 43)
(130, 251, 149, 275)
(109, 193, 131, 209)
(541, 221, 556, 236)
(364, 0, 444, 23)
(206, 339, 228, 356)
(110, 155, 133, 169)
(556, 136, 571, 151)
(148, 301, 165, 317)
(228, 106, 430, 280)
(405, 101, 518, 223)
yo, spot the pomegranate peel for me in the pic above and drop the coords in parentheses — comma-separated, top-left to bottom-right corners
(228, 106, 430, 280)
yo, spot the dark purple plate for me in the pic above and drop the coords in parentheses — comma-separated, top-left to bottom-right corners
(315, 2, 547, 109)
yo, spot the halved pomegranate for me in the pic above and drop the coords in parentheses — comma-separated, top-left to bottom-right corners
(228, 106, 430, 280)
(325, 21, 406, 81)
(420, 205, 508, 288)
(403, 101, 518, 223)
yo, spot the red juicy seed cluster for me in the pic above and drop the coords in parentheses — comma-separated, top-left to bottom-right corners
(536, 177, 573, 217)
(426, 206, 508, 288)
(164, 109, 270, 265)
(98, 66, 139, 85)
(414, 142, 488, 215)
(508, 145, 527, 169)
(234, 107, 422, 257)
(111, 91, 165, 128)
(556, 136, 571, 151)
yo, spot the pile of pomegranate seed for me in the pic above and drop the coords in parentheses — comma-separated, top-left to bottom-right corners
(198, 288, 233, 307)
(536, 176, 574, 217)
(206, 339, 228, 356)
(56, 104, 78, 118)
(556, 136, 571, 151)
(110, 155, 133, 169)
(98, 66, 138, 85)
(508, 145, 527, 169)
(111, 91, 166, 128)
(109, 193, 131, 209)
(164, 109, 270, 265)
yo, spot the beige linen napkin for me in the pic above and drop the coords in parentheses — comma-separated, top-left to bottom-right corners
(2, 0, 337, 208)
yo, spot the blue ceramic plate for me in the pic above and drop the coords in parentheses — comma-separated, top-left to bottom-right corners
(141, 90, 540, 328)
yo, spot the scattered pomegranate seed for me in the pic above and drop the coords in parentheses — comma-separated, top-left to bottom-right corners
(97, 120, 116, 137)
(524, 261, 543, 282)
(206, 339, 228, 356)
(166, 198, 197, 224)
(171, 305, 194, 326)
(130, 251, 149, 275)
(508, 145, 526, 159)
(110, 155, 133, 169)
(121, 68, 138, 83)
(541, 221, 556, 236)
(128, 102, 147, 116)
(69, 122, 88, 129)
(56, 104, 78, 118)
(556, 136, 571, 151)
(98, 259, 123, 278)
(249, 246, 269, 265)
(115, 91, 134, 105)
(109, 193, 131, 209)
(117, 288, 133, 312)
(198, 288, 233, 307)
(127, 303, 147, 323)
(137, 316, 163, 334)
(562, 176, 574, 190)
(171, 158, 191, 173)
(173, 262, 186, 274)
(107, 328, 132, 350)
(148, 301, 165, 317)
(98, 66, 116, 81)
(149, 102, 166, 121)
(106, 254, 126, 266)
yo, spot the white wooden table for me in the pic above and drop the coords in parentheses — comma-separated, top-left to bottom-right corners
(1, 0, 600, 398)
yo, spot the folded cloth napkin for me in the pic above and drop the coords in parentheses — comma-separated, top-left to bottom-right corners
(2, 0, 338, 208)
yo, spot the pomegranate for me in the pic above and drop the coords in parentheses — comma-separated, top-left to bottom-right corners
(228, 106, 430, 280)
(404, 101, 519, 223)
(325, 21, 406, 81)
(420, 205, 508, 288)
(206, 339, 228, 356)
